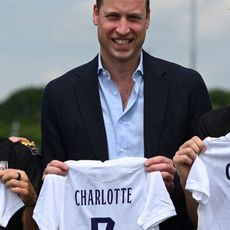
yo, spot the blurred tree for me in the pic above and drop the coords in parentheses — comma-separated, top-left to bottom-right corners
(209, 88, 230, 109)
(0, 87, 44, 149)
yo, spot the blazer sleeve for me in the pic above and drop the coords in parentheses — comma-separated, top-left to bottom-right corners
(188, 71, 212, 137)
(41, 82, 66, 170)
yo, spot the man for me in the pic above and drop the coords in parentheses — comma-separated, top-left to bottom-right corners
(0, 137, 41, 230)
(173, 106, 230, 227)
(41, 0, 212, 229)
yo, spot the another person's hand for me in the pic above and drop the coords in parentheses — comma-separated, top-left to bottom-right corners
(8, 136, 30, 143)
(0, 169, 37, 206)
(173, 136, 205, 188)
(43, 160, 69, 179)
(144, 156, 176, 191)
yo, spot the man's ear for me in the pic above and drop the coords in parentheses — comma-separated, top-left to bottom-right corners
(146, 20, 150, 29)
(146, 10, 150, 29)
(93, 4, 99, 25)
(93, 19, 98, 26)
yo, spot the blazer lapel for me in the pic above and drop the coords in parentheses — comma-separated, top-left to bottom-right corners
(70, 56, 108, 161)
(143, 51, 169, 158)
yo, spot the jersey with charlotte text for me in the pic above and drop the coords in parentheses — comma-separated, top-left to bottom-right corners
(186, 133, 230, 230)
(33, 157, 176, 230)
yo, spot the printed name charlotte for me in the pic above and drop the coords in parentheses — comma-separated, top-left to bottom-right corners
(75, 187, 132, 206)
(226, 163, 230, 180)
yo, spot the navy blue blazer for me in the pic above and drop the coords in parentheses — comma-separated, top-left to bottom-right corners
(41, 50, 212, 229)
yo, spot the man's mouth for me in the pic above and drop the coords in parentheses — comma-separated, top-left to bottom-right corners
(113, 39, 132, 45)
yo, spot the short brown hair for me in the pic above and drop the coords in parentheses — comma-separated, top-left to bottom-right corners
(96, 0, 150, 12)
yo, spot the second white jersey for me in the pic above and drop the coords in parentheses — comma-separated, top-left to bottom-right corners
(33, 157, 176, 230)
(186, 133, 230, 230)
(0, 182, 24, 227)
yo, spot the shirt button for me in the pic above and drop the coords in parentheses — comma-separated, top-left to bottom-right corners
(117, 147, 125, 153)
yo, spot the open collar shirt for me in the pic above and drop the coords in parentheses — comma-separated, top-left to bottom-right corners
(98, 52, 144, 160)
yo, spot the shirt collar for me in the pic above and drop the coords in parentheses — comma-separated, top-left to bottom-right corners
(97, 51, 144, 77)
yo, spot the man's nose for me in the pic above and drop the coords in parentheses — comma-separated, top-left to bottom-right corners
(116, 18, 130, 35)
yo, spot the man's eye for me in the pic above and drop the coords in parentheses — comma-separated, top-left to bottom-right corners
(106, 15, 119, 20)
(128, 16, 142, 21)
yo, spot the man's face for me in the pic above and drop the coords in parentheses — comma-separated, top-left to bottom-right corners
(93, 0, 150, 64)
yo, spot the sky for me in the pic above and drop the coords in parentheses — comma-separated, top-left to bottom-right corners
(0, 0, 229, 103)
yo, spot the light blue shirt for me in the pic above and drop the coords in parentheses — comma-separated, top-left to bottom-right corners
(98, 52, 144, 160)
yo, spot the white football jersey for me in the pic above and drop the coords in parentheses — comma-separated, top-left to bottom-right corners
(33, 157, 176, 230)
(186, 133, 230, 230)
(0, 182, 24, 227)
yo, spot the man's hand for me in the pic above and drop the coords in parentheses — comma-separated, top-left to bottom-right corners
(173, 136, 205, 188)
(144, 156, 176, 191)
(0, 169, 37, 206)
(43, 160, 69, 180)
(9, 136, 30, 143)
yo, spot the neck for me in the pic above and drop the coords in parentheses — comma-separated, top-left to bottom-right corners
(100, 53, 141, 82)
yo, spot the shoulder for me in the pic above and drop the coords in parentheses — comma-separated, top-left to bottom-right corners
(45, 55, 98, 89)
(0, 137, 40, 169)
(201, 106, 229, 119)
(142, 51, 209, 104)
(42, 56, 99, 104)
(143, 51, 203, 82)
(198, 106, 230, 126)
(196, 106, 230, 139)
(17, 139, 40, 156)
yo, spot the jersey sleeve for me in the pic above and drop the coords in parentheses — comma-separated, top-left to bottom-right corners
(185, 156, 210, 205)
(33, 174, 65, 230)
(137, 171, 176, 230)
(0, 183, 24, 227)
